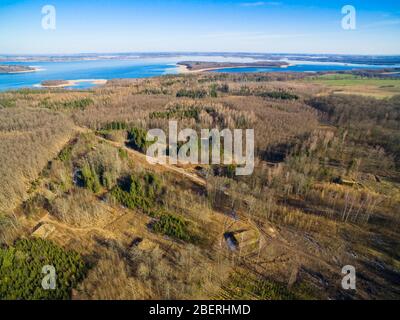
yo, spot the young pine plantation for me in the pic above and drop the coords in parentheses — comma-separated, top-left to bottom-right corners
(0, 72, 399, 300)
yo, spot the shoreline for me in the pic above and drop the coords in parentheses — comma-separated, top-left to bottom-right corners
(177, 63, 296, 74)
(1, 66, 43, 74)
(35, 79, 107, 88)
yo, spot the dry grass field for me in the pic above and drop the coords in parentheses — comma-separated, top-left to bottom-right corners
(304, 74, 400, 98)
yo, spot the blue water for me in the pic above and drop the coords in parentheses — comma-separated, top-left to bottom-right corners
(0, 59, 178, 91)
(212, 64, 394, 73)
(0, 57, 398, 91)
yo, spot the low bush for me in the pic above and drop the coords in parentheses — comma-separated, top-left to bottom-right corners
(58, 144, 73, 163)
(223, 272, 314, 300)
(0, 238, 86, 300)
(176, 89, 207, 99)
(111, 172, 163, 212)
(101, 121, 128, 131)
(40, 98, 93, 111)
(127, 127, 151, 153)
(258, 91, 299, 100)
(209, 84, 218, 98)
(217, 83, 229, 93)
(0, 98, 16, 108)
(80, 163, 102, 193)
(149, 105, 200, 121)
(212, 164, 237, 179)
(153, 214, 192, 242)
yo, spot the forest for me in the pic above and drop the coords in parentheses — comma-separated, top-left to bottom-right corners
(0, 71, 399, 300)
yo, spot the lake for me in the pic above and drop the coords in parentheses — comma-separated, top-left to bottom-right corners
(0, 59, 179, 91)
(0, 56, 398, 91)
(211, 63, 392, 73)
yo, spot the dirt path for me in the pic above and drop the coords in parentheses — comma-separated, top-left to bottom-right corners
(38, 213, 116, 238)
(95, 134, 207, 187)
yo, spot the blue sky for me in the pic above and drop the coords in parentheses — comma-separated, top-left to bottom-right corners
(0, 0, 399, 54)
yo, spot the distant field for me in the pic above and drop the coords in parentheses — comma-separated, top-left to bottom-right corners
(304, 74, 400, 98)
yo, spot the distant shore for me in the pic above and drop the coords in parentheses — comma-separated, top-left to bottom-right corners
(0, 65, 42, 74)
(177, 61, 293, 74)
(35, 79, 107, 88)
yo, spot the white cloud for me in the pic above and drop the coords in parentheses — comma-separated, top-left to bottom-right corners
(240, 2, 282, 7)
(364, 19, 400, 28)
(201, 31, 265, 38)
(200, 31, 309, 40)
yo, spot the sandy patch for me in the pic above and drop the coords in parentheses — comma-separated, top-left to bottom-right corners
(5, 66, 44, 74)
(35, 79, 107, 88)
(176, 63, 294, 74)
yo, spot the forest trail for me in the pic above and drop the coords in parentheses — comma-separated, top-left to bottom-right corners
(36, 213, 117, 238)
(94, 133, 208, 187)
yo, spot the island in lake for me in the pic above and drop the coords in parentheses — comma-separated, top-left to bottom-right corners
(39, 79, 107, 88)
(177, 60, 289, 73)
(0, 65, 37, 74)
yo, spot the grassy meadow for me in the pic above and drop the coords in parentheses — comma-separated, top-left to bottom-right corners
(305, 74, 400, 98)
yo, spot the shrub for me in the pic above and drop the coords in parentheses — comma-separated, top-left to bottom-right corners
(258, 91, 299, 100)
(40, 98, 93, 111)
(153, 214, 192, 242)
(149, 105, 200, 121)
(0, 98, 16, 108)
(127, 127, 151, 153)
(0, 238, 86, 300)
(209, 84, 218, 98)
(111, 172, 163, 212)
(97, 129, 127, 143)
(118, 148, 128, 160)
(58, 144, 73, 163)
(218, 83, 229, 93)
(101, 121, 128, 131)
(176, 89, 207, 99)
(212, 164, 237, 179)
(237, 86, 251, 96)
(223, 272, 313, 300)
(80, 163, 101, 193)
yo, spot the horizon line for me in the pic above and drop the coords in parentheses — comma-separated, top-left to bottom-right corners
(1, 51, 400, 57)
